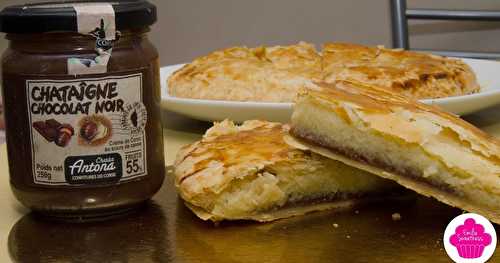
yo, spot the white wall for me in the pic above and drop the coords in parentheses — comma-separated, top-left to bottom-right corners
(0, 0, 499, 65)
(153, 0, 391, 64)
(408, 0, 500, 53)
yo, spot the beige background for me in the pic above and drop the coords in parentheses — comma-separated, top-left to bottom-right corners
(0, 0, 499, 65)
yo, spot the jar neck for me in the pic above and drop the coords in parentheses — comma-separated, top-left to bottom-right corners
(6, 28, 150, 53)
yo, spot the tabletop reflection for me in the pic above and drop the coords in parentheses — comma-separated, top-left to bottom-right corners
(9, 202, 171, 263)
(8, 174, 499, 263)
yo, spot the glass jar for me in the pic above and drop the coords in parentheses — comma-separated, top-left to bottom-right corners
(0, 0, 165, 220)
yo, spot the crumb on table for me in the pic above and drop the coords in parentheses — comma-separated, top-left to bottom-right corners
(392, 213, 402, 221)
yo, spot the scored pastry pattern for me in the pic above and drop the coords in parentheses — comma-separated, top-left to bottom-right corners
(168, 42, 479, 102)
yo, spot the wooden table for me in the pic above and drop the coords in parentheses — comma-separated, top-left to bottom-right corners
(1, 109, 499, 262)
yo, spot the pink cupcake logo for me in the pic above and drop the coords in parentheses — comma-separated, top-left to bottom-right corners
(444, 213, 497, 263)
(449, 218, 492, 258)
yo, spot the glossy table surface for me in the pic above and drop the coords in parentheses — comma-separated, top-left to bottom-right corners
(1, 109, 500, 262)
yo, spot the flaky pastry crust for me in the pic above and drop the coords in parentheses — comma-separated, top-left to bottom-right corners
(168, 42, 321, 102)
(322, 43, 480, 99)
(168, 42, 480, 102)
(289, 81, 499, 223)
(174, 119, 399, 222)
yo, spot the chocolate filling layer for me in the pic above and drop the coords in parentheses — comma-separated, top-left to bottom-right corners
(271, 187, 409, 212)
(291, 127, 458, 195)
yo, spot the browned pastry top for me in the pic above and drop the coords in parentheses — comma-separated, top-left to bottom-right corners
(322, 43, 479, 99)
(168, 42, 480, 102)
(304, 80, 500, 154)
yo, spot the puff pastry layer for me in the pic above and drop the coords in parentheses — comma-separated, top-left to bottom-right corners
(322, 43, 479, 99)
(174, 120, 400, 222)
(168, 42, 479, 102)
(289, 81, 500, 224)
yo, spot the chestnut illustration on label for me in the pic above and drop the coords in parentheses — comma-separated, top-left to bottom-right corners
(33, 119, 75, 147)
(78, 115, 112, 146)
(56, 124, 75, 147)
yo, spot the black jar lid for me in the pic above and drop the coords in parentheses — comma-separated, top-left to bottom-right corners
(0, 0, 157, 34)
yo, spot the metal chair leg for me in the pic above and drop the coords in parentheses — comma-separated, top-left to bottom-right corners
(390, 0, 409, 49)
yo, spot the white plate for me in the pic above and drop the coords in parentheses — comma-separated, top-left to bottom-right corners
(160, 58, 500, 123)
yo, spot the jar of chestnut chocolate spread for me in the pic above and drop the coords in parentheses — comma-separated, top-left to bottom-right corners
(0, 0, 165, 220)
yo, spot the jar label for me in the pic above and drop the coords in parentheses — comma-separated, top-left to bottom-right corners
(68, 3, 116, 75)
(26, 73, 148, 186)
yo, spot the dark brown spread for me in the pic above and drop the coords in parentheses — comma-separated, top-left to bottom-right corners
(0, 1, 165, 219)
